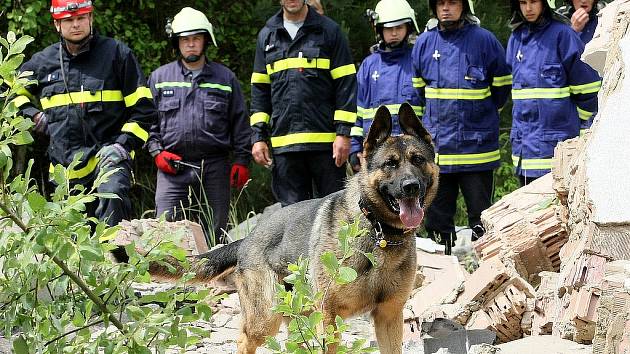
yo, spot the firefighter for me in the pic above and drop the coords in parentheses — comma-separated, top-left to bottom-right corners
(411, 0, 511, 250)
(508, 0, 601, 186)
(250, 0, 357, 206)
(16, 0, 156, 226)
(349, 0, 423, 172)
(147, 7, 251, 242)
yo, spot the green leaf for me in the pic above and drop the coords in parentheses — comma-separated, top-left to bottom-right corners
(79, 244, 104, 261)
(336, 266, 357, 285)
(12, 131, 33, 145)
(361, 252, 377, 267)
(7, 31, 16, 44)
(12, 335, 28, 354)
(7, 35, 34, 57)
(320, 251, 339, 273)
(27, 192, 47, 212)
(265, 336, 282, 351)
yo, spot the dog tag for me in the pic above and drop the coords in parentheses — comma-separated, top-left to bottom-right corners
(378, 239, 387, 248)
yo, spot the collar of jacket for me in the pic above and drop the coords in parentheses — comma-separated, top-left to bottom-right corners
(266, 4, 323, 30)
(358, 198, 413, 249)
(177, 56, 214, 77)
(372, 43, 410, 60)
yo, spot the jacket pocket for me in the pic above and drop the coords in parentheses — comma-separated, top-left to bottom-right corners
(462, 130, 496, 145)
(540, 63, 565, 86)
(82, 77, 105, 113)
(465, 65, 487, 87)
(300, 47, 321, 78)
(203, 94, 229, 135)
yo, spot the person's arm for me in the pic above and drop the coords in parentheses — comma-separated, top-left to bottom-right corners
(561, 30, 601, 129)
(229, 73, 252, 166)
(145, 71, 163, 157)
(488, 35, 512, 111)
(329, 26, 357, 138)
(250, 29, 273, 167)
(114, 43, 156, 153)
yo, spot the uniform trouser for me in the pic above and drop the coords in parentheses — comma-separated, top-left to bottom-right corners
(155, 155, 230, 242)
(271, 151, 346, 207)
(425, 170, 494, 236)
(81, 158, 132, 227)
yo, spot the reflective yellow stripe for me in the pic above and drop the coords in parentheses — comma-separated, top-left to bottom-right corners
(154, 82, 192, 89)
(512, 155, 553, 170)
(512, 87, 570, 99)
(49, 156, 99, 180)
(199, 83, 232, 92)
(250, 112, 270, 125)
(492, 74, 513, 87)
(11, 95, 30, 108)
(570, 80, 601, 95)
(121, 122, 148, 142)
(41, 90, 124, 109)
(124, 87, 152, 107)
(357, 104, 424, 119)
(330, 64, 356, 79)
(437, 150, 500, 166)
(425, 87, 491, 100)
(334, 110, 357, 123)
(266, 57, 331, 75)
(251, 72, 271, 84)
(412, 105, 425, 116)
(580, 128, 588, 136)
(271, 132, 336, 148)
(412, 77, 426, 88)
(577, 107, 593, 121)
(350, 126, 364, 137)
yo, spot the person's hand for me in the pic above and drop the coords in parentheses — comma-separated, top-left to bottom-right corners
(33, 112, 48, 135)
(571, 8, 590, 33)
(96, 143, 129, 170)
(332, 135, 350, 167)
(349, 152, 362, 172)
(154, 150, 182, 175)
(252, 141, 272, 168)
(230, 164, 250, 189)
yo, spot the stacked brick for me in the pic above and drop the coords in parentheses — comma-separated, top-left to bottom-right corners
(592, 260, 630, 354)
(475, 174, 567, 286)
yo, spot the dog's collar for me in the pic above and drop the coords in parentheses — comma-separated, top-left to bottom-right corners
(359, 198, 410, 248)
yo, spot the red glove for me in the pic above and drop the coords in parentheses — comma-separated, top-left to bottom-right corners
(154, 151, 182, 175)
(230, 164, 249, 189)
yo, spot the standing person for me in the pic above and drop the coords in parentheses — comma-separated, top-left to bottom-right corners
(250, 0, 357, 207)
(350, 0, 423, 172)
(147, 7, 251, 242)
(16, 0, 156, 226)
(508, 0, 600, 186)
(559, 0, 604, 44)
(411, 0, 511, 250)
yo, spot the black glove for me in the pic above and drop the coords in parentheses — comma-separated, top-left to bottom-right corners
(96, 143, 130, 170)
(349, 152, 361, 172)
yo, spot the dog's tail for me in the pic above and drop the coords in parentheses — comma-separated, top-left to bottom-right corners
(149, 239, 242, 282)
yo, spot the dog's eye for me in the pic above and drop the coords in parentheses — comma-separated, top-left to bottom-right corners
(412, 155, 426, 165)
(384, 159, 398, 169)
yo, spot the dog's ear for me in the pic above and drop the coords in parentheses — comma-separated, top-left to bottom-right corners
(399, 102, 432, 146)
(364, 105, 393, 154)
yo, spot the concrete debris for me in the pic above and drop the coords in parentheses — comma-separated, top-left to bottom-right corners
(113, 219, 209, 256)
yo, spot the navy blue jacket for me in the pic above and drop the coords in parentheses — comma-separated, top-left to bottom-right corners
(507, 18, 600, 178)
(412, 23, 511, 173)
(147, 60, 251, 165)
(351, 44, 423, 156)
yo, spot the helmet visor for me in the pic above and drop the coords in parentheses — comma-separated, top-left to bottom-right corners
(177, 29, 208, 37)
(380, 18, 412, 28)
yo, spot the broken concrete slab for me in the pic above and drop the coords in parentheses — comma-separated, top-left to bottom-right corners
(114, 219, 209, 256)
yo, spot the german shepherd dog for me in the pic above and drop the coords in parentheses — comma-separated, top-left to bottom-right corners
(151, 103, 439, 354)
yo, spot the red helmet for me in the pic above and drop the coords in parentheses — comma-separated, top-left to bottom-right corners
(50, 0, 93, 20)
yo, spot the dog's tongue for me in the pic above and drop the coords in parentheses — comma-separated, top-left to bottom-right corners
(398, 197, 424, 229)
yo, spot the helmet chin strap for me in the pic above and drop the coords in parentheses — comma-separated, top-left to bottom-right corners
(183, 55, 202, 63)
(439, 19, 462, 31)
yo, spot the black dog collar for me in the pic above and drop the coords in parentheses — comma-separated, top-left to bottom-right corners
(358, 198, 411, 248)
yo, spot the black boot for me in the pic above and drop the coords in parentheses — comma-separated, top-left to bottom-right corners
(427, 229, 457, 255)
(471, 224, 486, 242)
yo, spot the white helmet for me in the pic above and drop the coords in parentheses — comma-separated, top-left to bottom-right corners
(370, 0, 419, 33)
(170, 7, 217, 47)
